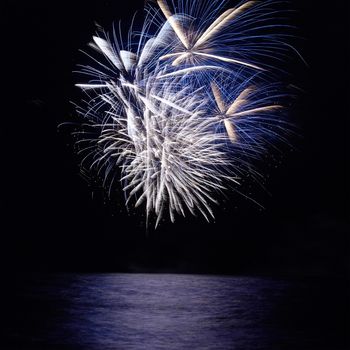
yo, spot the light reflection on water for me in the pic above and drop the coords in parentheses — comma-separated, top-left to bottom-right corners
(5, 274, 340, 349)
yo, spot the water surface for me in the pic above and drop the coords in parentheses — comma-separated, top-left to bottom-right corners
(5, 274, 346, 349)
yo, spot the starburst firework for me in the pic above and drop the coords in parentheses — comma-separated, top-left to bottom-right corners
(73, 0, 298, 226)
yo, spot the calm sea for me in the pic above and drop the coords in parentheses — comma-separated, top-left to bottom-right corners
(4, 274, 346, 349)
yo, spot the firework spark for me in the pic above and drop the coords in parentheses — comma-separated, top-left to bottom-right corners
(73, 0, 297, 226)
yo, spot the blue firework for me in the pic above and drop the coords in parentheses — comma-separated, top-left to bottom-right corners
(73, 0, 298, 226)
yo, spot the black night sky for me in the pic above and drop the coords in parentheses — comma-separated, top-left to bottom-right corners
(2, 1, 349, 349)
(3, 0, 348, 275)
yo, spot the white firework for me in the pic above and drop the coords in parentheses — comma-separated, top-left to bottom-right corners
(73, 0, 296, 226)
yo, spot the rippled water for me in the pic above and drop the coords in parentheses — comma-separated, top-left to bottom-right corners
(5, 274, 346, 349)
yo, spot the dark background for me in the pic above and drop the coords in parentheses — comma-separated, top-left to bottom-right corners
(2, 0, 348, 276)
(1, 1, 349, 349)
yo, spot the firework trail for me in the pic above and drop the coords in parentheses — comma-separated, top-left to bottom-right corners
(73, 0, 298, 227)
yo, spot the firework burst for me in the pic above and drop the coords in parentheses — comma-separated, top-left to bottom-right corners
(73, 0, 298, 226)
